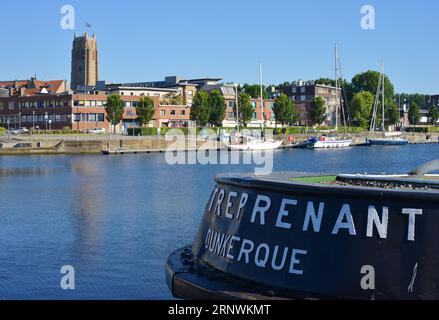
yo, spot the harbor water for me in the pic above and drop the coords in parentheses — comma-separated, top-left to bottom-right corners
(0, 144, 438, 299)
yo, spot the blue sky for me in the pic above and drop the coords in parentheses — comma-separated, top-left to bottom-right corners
(0, 0, 438, 93)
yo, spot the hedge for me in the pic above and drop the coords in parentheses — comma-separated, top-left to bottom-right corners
(31, 129, 84, 134)
(405, 126, 439, 133)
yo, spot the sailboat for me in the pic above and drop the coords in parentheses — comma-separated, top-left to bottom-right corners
(309, 44, 351, 149)
(366, 62, 408, 146)
(227, 61, 282, 151)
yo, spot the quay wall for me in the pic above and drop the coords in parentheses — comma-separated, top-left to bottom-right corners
(0, 133, 437, 155)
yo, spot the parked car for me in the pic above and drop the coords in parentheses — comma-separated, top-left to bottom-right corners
(88, 128, 105, 134)
(20, 127, 29, 134)
(9, 129, 21, 135)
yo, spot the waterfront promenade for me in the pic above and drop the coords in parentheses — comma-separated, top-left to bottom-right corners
(0, 132, 437, 155)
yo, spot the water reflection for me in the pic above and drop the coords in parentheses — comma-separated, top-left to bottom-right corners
(0, 145, 437, 299)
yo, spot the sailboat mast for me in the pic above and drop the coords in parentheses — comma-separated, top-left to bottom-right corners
(259, 60, 264, 130)
(335, 43, 339, 131)
(381, 61, 385, 130)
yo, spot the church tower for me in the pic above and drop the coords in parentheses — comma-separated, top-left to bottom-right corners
(71, 33, 98, 90)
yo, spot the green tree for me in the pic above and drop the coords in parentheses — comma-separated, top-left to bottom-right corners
(106, 94, 124, 133)
(208, 90, 226, 127)
(387, 103, 400, 125)
(234, 93, 254, 127)
(272, 93, 297, 127)
(160, 93, 185, 105)
(349, 91, 375, 128)
(352, 70, 394, 106)
(428, 105, 439, 125)
(309, 96, 327, 125)
(242, 84, 268, 99)
(190, 91, 211, 126)
(408, 103, 421, 126)
(136, 97, 155, 127)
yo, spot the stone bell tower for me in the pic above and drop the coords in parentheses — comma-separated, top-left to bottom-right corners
(71, 33, 98, 90)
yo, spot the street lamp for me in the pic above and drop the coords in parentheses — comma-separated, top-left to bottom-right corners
(44, 112, 48, 141)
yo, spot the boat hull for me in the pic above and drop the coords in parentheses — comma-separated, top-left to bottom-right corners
(166, 172, 439, 300)
(367, 138, 409, 146)
(227, 140, 282, 151)
(311, 139, 351, 148)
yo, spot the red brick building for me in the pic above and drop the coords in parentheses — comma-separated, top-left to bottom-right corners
(0, 93, 189, 132)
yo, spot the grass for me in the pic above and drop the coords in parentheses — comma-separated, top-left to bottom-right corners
(290, 175, 337, 184)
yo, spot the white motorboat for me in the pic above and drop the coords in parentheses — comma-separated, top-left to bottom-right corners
(310, 136, 351, 149)
(227, 137, 282, 151)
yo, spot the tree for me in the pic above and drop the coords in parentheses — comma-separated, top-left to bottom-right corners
(190, 91, 211, 126)
(408, 103, 421, 126)
(242, 84, 268, 99)
(387, 103, 400, 125)
(136, 97, 155, 127)
(272, 93, 297, 127)
(106, 94, 124, 133)
(352, 70, 394, 106)
(209, 90, 226, 127)
(349, 91, 375, 128)
(309, 96, 327, 125)
(160, 93, 185, 105)
(428, 105, 439, 125)
(234, 93, 254, 127)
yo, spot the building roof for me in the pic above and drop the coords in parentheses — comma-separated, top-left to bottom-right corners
(0, 79, 66, 96)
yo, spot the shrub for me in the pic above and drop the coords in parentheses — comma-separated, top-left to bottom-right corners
(127, 127, 158, 136)
(0, 127, 6, 135)
(405, 127, 428, 133)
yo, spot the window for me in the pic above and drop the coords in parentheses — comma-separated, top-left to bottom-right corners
(98, 113, 105, 122)
(89, 113, 96, 122)
(81, 113, 88, 122)
(74, 113, 81, 122)
(292, 87, 297, 93)
(300, 87, 306, 93)
(301, 96, 306, 102)
(74, 100, 80, 106)
(85, 100, 91, 107)
(170, 110, 176, 116)
(125, 101, 131, 108)
(55, 114, 61, 122)
(160, 110, 165, 116)
(229, 101, 235, 108)
(181, 110, 186, 116)
(97, 101, 103, 106)
(8, 102, 14, 110)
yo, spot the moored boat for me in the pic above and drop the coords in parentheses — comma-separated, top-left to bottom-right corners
(227, 138, 282, 151)
(366, 137, 409, 146)
(309, 136, 351, 148)
(166, 160, 439, 300)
